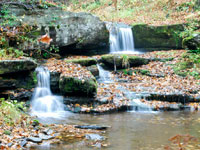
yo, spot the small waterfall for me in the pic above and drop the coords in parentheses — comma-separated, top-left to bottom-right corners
(31, 66, 67, 118)
(107, 23, 141, 54)
(97, 64, 113, 83)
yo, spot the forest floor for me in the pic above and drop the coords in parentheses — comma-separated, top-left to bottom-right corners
(66, 0, 200, 25)
(63, 50, 200, 113)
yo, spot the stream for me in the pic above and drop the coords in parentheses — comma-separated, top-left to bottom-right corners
(30, 24, 200, 150)
(31, 65, 200, 150)
(31, 111, 200, 150)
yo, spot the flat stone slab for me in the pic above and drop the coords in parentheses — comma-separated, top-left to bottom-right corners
(75, 125, 109, 130)
(85, 134, 105, 141)
(39, 133, 54, 140)
(27, 137, 42, 143)
(0, 58, 37, 75)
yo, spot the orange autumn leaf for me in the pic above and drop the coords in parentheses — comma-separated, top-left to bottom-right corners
(38, 34, 52, 45)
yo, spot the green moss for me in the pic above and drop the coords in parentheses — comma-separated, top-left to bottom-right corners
(65, 58, 97, 66)
(4, 130, 11, 135)
(132, 24, 184, 49)
(182, 32, 200, 51)
(59, 77, 97, 97)
(100, 54, 149, 70)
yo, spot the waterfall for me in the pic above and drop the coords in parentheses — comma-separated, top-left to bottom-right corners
(108, 23, 141, 54)
(30, 66, 67, 118)
(97, 64, 113, 83)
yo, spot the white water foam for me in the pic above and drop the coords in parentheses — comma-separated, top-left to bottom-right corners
(30, 66, 69, 119)
(109, 25, 141, 54)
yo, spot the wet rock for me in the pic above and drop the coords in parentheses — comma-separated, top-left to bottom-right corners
(146, 93, 197, 103)
(50, 71, 61, 93)
(39, 133, 54, 140)
(9, 90, 32, 101)
(99, 54, 149, 70)
(87, 65, 99, 77)
(73, 107, 82, 113)
(75, 125, 109, 130)
(42, 129, 54, 135)
(85, 134, 105, 141)
(20, 139, 27, 147)
(7, 143, 13, 147)
(27, 137, 42, 143)
(64, 97, 95, 105)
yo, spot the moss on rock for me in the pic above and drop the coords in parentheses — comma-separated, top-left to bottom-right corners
(99, 54, 149, 70)
(132, 24, 184, 50)
(59, 76, 97, 97)
(182, 32, 200, 50)
(0, 58, 37, 75)
(65, 58, 97, 66)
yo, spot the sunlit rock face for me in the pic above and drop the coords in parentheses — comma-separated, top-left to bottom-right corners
(5, 6, 109, 55)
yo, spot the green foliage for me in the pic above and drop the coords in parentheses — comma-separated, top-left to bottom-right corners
(32, 119, 40, 126)
(82, 1, 101, 11)
(0, 5, 17, 26)
(188, 48, 200, 54)
(0, 98, 27, 125)
(173, 53, 200, 78)
(176, 0, 197, 11)
(0, 48, 24, 58)
(180, 20, 200, 39)
(0, 3, 39, 58)
(122, 54, 130, 69)
(3, 130, 11, 135)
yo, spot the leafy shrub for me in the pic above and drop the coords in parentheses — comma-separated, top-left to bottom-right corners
(0, 98, 27, 125)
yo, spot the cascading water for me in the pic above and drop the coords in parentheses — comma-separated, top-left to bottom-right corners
(97, 64, 152, 111)
(97, 64, 113, 83)
(108, 23, 141, 54)
(30, 66, 67, 119)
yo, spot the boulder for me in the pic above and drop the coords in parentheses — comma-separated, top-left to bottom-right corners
(59, 76, 97, 97)
(46, 59, 98, 97)
(87, 65, 99, 77)
(50, 71, 60, 93)
(99, 54, 149, 70)
(132, 24, 184, 50)
(182, 32, 200, 50)
(6, 6, 109, 55)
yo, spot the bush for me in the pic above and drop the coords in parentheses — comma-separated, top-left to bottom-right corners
(0, 98, 28, 125)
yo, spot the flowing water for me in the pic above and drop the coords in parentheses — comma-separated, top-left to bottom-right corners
(31, 67, 200, 150)
(97, 64, 113, 83)
(30, 28, 200, 149)
(108, 23, 141, 54)
(30, 66, 69, 119)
